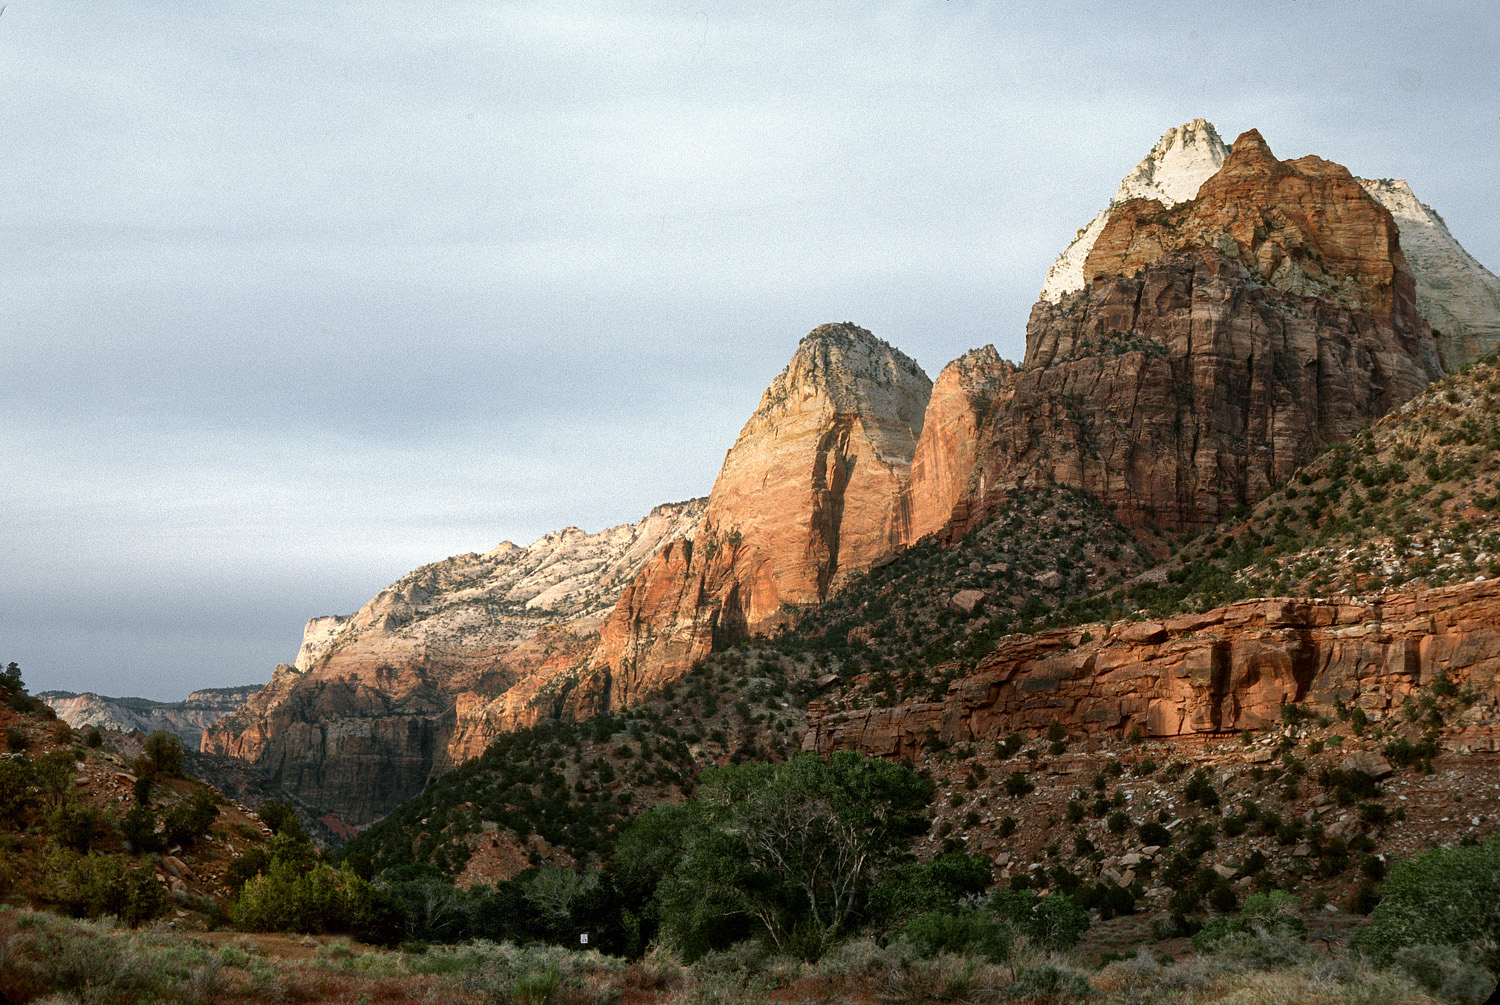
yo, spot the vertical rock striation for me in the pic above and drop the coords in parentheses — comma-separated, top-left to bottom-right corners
(918, 129, 1437, 544)
(581, 323, 932, 706)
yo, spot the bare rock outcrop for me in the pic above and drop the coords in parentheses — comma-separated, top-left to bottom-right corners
(41, 685, 263, 749)
(1359, 177, 1500, 371)
(926, 130, 1436, 542)
(580, 324, 931, 705)
(202, 500, 703, 825)
(804, 579, 1500, 758)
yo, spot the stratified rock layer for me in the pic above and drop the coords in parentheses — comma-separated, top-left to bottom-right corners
(202, 500, 703, 825)
(920, 130, 1435, 543)
(804, 579, 1500, 757)
(580, 323, 931, 705)
(41, 686, 263, 749)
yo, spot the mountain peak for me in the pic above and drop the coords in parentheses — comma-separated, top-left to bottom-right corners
(1040, 119, 1229, 303)
(1112, 118, 1230, 207)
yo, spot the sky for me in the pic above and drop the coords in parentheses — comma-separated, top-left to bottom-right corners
(4, 2, 1497, 700)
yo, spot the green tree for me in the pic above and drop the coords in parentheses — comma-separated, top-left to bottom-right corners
(142, 731, 185, 778)
(1353, 837, 1500, 968)
(656, 751, 931, 960)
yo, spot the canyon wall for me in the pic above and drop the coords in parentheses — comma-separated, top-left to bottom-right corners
(804, 579, 1500, 758)
(913, 129, 1437, 543)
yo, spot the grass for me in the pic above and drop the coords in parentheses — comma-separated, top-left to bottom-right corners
(0, 906, 1487, 1005)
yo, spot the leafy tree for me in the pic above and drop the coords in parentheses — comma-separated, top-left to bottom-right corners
(142, 731, 185, 778)
(656, 752, 931, 960)
(1353, 837, 1500, 968)
(988, 888, 1090, 951)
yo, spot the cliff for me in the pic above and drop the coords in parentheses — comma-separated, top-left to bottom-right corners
(40, 685, 262, 748)
(1359, 177, 1500, 371)
(804, 578, 1500, 758)
(202, 500, 703, 825)
(917, 129, 1436, 543)
(448, 324, 933, 740)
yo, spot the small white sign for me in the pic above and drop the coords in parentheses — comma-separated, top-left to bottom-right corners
(580, 933, 589, 945)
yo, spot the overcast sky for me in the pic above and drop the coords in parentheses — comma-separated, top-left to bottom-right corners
(4, 2, 1496, 700)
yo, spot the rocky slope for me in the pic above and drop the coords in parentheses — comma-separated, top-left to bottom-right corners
(921, 129, 1438, 543)
(40, 685, 262, 748)
(202, 500, 704, 826)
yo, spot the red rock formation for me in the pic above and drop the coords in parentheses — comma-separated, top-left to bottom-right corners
(581, 323, 932, 706)
(919, 130, 1436, 542)
(902, 346, 1013, 542)
(804, 579, 1500, 758)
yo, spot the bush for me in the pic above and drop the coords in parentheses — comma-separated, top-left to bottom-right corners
(46, 800, 111, 853)
(42, 851, 167, 926)
(232, 860, 379, 935)
(1006, 964, 1092, 1002)
(120, 805, 165, 854)
(1003, 772, 1034, 798)
(162, 786, 219, 847)
(1391, 943, 1496, 1004)
(988, 889, 1089, 951)
(898, 908, 1011, 962)
(1138, 821, 1171, 847)
(1353, 837, 1500, 969)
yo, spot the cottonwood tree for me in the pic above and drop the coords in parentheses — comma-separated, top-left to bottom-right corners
(655, 751, 931, 960)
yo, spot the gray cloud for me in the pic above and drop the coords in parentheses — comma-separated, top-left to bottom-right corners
(3, 1, 1496, 698)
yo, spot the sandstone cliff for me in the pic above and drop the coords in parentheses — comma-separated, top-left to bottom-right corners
(804, 578, 1500, 758)
(1359, 177, 1500, 371)
(573, 323, 931, 709)
(917, 129, 1436, 543)
(1044, 121, 1497, 374)
(202, 500, 703, 825)
(41, 685, 263, 748)
(1040, 119, 1230, 305)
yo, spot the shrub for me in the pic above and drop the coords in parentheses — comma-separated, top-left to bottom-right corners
(47, 800, 111, 853)
(897, 908, 1011, 963)
(1138, 821, 1171, 847)
(988, 889, 1089, 951)
(85, 727, 102, 748)
(163, 786, 219, 847)
(1353, 837, 1500, 968)
(1390, 943, 1496, 1004)
(121, 805, 165, 854)
(1003, 772, 1034, 798)
(1006, 965, 1092, 1002)
(232, 860, 378, 935)
(42, 851, 167, 926)
(5, 725, 28, 752)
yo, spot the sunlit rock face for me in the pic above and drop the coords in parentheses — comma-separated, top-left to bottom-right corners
(930, 128, 1436, 544)
(583, 323, 932, 707)
(202, 500, 704, 825)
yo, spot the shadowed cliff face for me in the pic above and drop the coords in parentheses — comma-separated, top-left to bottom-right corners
(907, 131, 1436, 545)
